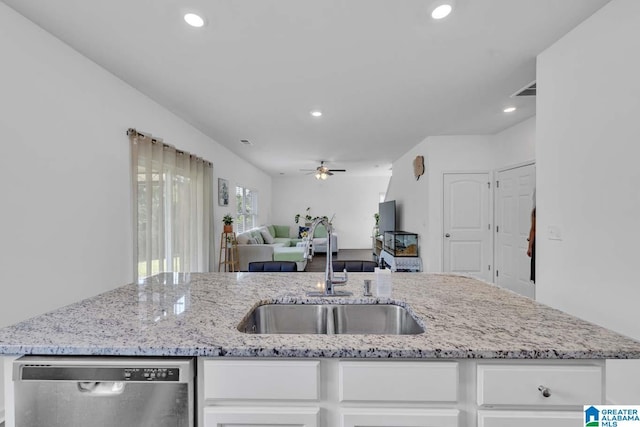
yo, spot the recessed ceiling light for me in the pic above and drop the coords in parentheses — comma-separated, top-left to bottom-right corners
(310, 110, 323, 118)
(503, 106, 517, 113)
(184, 13, 205, 27)
(431, 3, 453, 19)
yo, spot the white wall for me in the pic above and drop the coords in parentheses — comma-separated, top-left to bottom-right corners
(0, 5, 271, 410)
(271, 175, 390, 249)
(536, 0, 640, 403)
(386, 118, 535, 273)
(0, 5, 271, 326)
(384, 143, 431, 261)
(493, 117, 536, 168)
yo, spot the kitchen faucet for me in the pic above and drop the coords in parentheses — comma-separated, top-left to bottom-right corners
(305, 217, 352, 297)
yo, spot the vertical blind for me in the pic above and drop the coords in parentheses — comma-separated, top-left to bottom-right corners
(129, 129, 214, 281)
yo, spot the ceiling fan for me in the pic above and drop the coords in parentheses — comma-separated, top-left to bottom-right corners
(300, 161, 346, 180)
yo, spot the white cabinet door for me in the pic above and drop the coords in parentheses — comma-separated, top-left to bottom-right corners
(341, 408, 459, 427)
(204, 406, 319, 427)
(478, 410, 581, 427)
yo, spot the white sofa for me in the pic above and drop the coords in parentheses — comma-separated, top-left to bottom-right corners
(235, 225, 307, 271)
(311, 234, 338, 254)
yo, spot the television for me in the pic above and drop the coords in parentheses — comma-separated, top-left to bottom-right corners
(378, 200, 396, 234)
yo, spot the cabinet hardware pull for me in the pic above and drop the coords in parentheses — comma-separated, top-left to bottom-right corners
(538, 385, 551, 397)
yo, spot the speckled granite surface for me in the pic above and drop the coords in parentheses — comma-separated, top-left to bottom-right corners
(1, 272, 640, 359)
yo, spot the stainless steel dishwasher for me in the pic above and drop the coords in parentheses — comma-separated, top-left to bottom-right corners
(13, 356, 194, 427)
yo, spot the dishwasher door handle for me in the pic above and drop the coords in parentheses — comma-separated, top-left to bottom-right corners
(77, 381, 125, 395)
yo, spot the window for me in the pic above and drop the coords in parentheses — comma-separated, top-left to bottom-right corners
(236, 185, 258, 233)
(130, 129, 214, 281)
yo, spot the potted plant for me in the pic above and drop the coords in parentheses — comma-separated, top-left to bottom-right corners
(294, 207, 313, 225)
(222, 214, 234, 233)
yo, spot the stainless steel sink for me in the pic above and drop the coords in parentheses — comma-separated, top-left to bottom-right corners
(241, 304, 330, 334)
(332, 304, 424, 334)
(238, 303, 424, 335)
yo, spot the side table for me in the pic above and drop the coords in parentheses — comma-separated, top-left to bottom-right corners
(218, 232, 239, 272)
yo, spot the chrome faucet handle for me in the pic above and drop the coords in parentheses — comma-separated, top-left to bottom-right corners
(331, 269, 348, 285)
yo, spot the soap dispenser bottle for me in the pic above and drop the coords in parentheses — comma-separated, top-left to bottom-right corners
(375, 264, 392, 297)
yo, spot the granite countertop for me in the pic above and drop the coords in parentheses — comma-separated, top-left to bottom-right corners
(1, 272, 640, 359)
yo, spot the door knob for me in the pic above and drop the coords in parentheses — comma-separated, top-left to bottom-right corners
(445, 233, 451, 238)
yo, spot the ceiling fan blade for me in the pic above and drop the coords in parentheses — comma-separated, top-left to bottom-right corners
(328, 169, 346, 172)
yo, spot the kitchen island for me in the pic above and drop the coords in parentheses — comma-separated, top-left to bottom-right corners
(2, 272, 640, 426)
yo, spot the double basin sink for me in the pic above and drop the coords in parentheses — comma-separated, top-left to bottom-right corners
(238, 303, 424, 335)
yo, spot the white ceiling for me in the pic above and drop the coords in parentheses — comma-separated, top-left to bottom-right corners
(3, 0, 611, 177)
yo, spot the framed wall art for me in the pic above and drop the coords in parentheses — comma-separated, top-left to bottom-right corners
(218, 178, 229, 206)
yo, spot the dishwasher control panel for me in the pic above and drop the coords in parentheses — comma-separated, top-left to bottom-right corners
(124, 367, 180, 381)
(20, 365, 182, 382)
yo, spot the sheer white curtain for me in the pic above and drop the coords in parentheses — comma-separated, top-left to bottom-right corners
(129, 129, 214, 281)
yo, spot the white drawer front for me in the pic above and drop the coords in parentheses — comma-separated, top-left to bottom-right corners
(203, 360, 319, 400)
(204, 406, 319, 427)
(342, 408, 459, 427)
(477, 364, 602, 406)
(478, 410, 582, 427)
(339, 361, 458, 402)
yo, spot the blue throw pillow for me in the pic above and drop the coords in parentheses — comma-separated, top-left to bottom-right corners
(298, 226, 310, 238)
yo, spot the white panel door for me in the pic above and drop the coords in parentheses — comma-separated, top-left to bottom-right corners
(443, 173, 492, 282)
(495, 164, 535, 298)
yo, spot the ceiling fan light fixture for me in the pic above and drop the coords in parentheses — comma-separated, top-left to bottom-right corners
(315, 171, 328, 180)
(315, 166, 329, 180)
(307, 161, 345, 179)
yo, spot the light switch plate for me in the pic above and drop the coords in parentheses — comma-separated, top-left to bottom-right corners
(548, 225, 563, 240)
